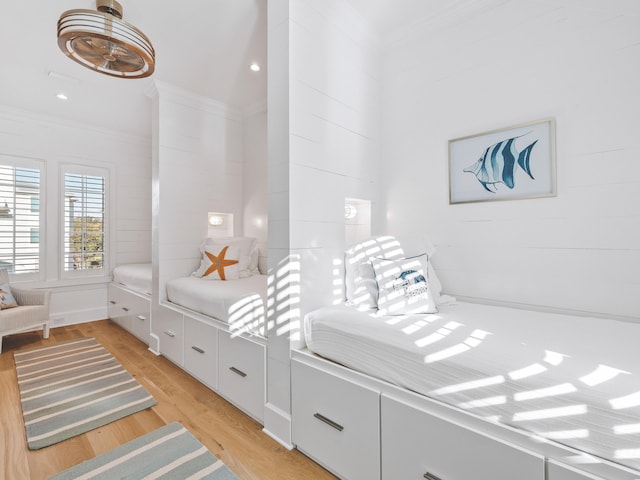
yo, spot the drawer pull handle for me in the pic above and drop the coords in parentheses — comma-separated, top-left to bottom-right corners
(191, 346, 205, 354)
(136, 315, 146, 321)
(122, 307, 129, 312)
(229, 366, 247, 378)
(109, 300, 116, 304)
(313, 413, 344, 432)
(424, 473, 443, 480)
(163, 330, 176, 338)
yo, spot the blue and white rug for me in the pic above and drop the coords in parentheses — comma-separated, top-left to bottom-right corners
(49, 422, 238, 479)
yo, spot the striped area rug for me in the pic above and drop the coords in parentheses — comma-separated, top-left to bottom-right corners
(49, 422, 238, 480)
(14, 337, 156, 450)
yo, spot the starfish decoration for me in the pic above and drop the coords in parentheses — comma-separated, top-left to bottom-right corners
(203, 246, 239, 280)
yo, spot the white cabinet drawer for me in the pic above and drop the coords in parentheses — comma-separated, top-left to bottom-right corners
(184, 317, 218, 390)
(547, 461, 606, 480)
(125, 292, 151, 343)
(155, 307, 184, 366)
(291, 360, 380, 480)
(108, 284, 151, 343)
(218, 331, 265, 422)
(108, 285, 131, 330)
(381, 395, 544, 480)
(107, 284, 121, 318)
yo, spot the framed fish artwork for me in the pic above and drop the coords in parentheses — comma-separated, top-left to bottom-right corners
(449, 118, 556, 204)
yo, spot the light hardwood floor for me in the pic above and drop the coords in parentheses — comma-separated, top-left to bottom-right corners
(0, 320, 336, 480)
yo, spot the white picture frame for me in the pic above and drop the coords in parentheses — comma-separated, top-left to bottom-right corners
(449, 118, 556, 204)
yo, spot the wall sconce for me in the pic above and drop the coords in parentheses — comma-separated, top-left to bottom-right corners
(344, 203, 357, 220)
(208, 214, 224, 226)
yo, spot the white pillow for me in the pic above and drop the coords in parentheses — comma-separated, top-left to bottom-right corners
(370, 254, 438, 315)
(200, 237, 257, 278)
(249, 247, 260, 275)
(192, 244, 241, 280)
(345, 234, 445, 308)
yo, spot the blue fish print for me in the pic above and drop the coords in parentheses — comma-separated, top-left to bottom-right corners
(464, 135, 538, 192)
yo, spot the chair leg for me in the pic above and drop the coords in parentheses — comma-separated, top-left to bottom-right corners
(0, 336, 3, 354)
(43, 322, 50, 339)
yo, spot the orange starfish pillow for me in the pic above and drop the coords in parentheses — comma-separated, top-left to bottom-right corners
(193, 245, 240, 280)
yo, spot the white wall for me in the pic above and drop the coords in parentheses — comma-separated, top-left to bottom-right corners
(149, 82, 246, 303)
(0, 104, 151, 325)
(266, 0, 383, 446)
(381, 1, 640, 319)
(243, 103, 268, 273)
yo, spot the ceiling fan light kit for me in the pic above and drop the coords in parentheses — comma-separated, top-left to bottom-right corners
(57, 0, 155, 79)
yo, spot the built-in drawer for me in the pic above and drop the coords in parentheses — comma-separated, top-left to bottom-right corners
(218, 331, 265, 423)
(547, 461, 607, 480)
(108, 284, 131, 331)
(155, 307, 184, 366)
(184, 316, 218, 390)
(129, 293, 151, 344)
(107, 284, 121, 319)
(381, 394, 544, 480)
(291, 359, 380, 480)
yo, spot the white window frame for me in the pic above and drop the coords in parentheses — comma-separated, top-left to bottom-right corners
(0, 154, 45, 282)
(60, 164, 110, 279)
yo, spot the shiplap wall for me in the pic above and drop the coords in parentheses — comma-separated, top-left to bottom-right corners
(0, 104, 151, 324)
(243, 103, 268, 273)
(149, 82, 245, 303)
(381, 0, 640, 319)
(266, 0, 383, 446)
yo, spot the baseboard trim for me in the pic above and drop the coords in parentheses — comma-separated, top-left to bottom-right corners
(263, 403, 293, 449)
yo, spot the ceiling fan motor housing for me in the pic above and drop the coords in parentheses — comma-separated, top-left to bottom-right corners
(57, 0, 155, 79)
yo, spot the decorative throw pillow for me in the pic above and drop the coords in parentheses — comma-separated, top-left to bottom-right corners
(345, 234, 448, 308)
(370, 254, 438, 315)
(199, 237, 257, 278)
(192, 245, 241, 280)
(0, 283, 18, 309)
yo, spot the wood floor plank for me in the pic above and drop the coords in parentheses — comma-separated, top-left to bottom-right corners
(0, 320, 337, 480)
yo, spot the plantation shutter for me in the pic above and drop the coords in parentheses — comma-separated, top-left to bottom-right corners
(63, 172, 106, 273)
(0, 163, 41, 275)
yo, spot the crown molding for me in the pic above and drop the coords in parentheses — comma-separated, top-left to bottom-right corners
(149, 80, 244, 121)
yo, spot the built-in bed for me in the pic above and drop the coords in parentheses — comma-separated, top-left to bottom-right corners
(166, 275, 266, 336)
(292, 235, 640, 480)
(153, 237, 268, 423)
(112, 263, 152, 296)
(109, 263, 153, 344)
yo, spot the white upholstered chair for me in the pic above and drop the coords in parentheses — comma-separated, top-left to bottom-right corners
(0, 269, 51, 354)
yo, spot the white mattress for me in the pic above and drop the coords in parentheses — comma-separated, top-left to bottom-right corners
(304, 302, 640, 472)
(112, 263, 152, 295)
(166, 275, 267, 335)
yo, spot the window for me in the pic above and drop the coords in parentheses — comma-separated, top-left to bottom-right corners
(0, 162, 41, 276)
(62, 168, 107, 275)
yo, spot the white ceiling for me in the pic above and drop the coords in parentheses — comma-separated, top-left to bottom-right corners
(0, 0, 268, 137)
(0, 0, 475, 138)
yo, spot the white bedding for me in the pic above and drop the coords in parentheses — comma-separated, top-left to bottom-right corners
(112, 263, 152, 295)
(304, 302, 640, 471)
(166, 275, 267, 335)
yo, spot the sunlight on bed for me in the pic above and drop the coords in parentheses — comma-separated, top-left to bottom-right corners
(580, 365, 628, 386)
(542, 429, 589, 440)
(513, 405, 588, 422)
(228, 293, 265, 337)
(610, 390, 640, 409)
(424, 329, 491, 363)
(514, 383, 577, 402)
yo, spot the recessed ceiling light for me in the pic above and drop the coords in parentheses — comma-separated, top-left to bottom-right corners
(56, 93, 69, 100)
(249, 62, 261, 72)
